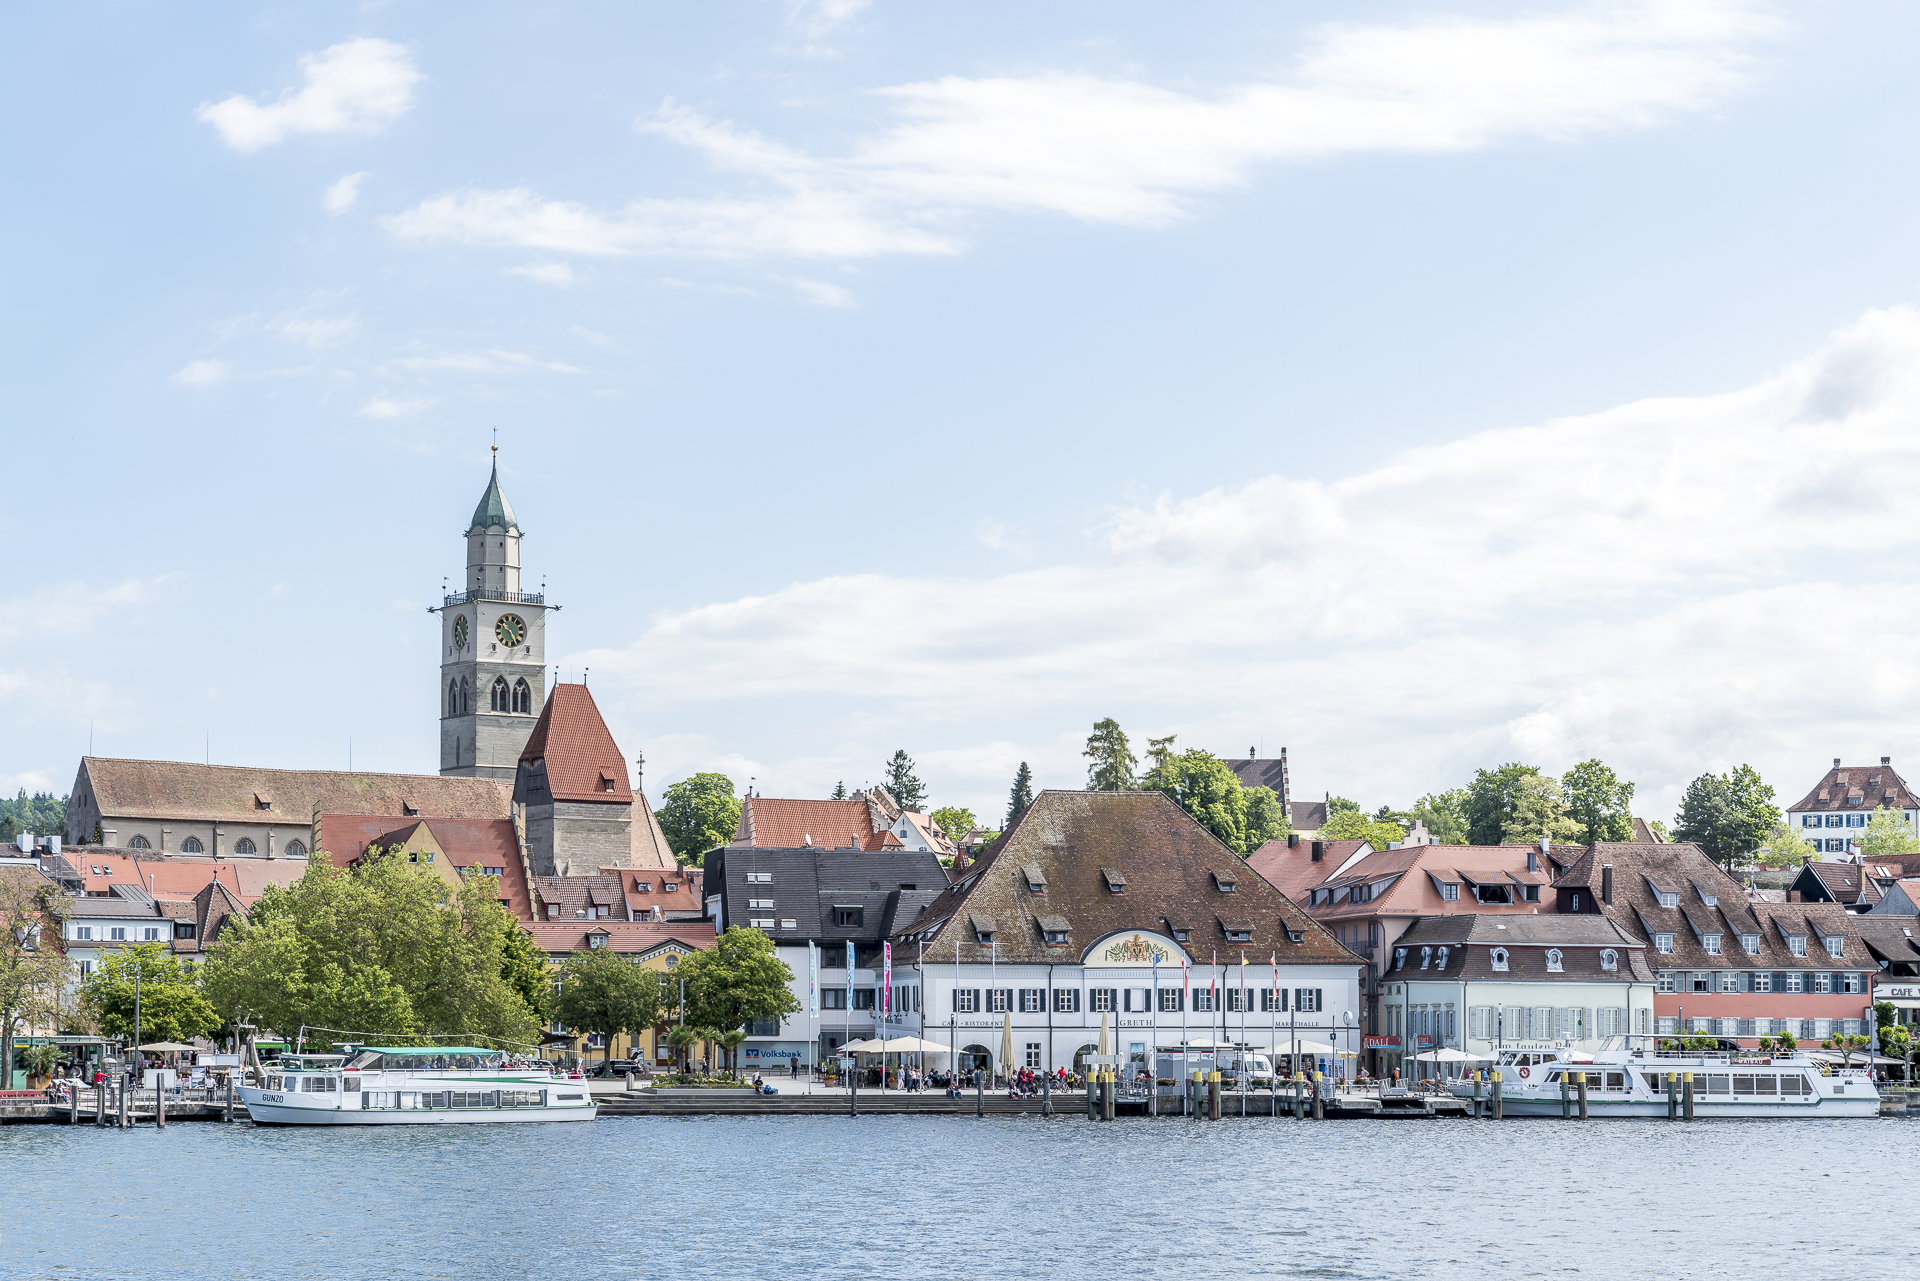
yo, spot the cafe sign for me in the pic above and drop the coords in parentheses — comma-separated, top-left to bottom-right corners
(1363, 1036, 1400, 1049)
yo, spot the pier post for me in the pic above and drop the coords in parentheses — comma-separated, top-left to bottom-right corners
(851, 1066, 858, 1119)
(1042, 1070, 1051, 1118)
(1293, 1074, 1304, 1120)
(95, 1082, 105, 1127)
(1666, 1072, 1677, 1121)
(1491, 1070, 1502, 1120)
(1471, 1076, 1482, 1119)
(1208, 1071, 1221, 1121)
(1311, 1071, 1324, 1121)
(1576, 1075, 1588, 1120)
(974, 1069, 982, 1119)
(68, 1087, 78, 1125)
(1560, 1076, 1570, 1118)
(1682, 1072, 1695, 1121)
(156, 1082, 165, 1129)
(118, 1075, 128, 1129)
(225, 1072, 234, 1123)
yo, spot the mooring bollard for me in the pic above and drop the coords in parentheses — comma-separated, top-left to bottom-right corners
(1576, 1074, 1589, 1120)
(1104, 1071, 1116, 1122)
(1293, 1074, 1304, 1120)
(1471, 1075, 1483, 1119)
(1043, 1071, 1052, 1118)
(1491, 1070, 1503, 1120)
(1560, 1076, 1570, 1118)
(156, 1082, 165, 1129)
(1666, 1072, 1678, 1121)
(1205, 1070, 1219, 1121)
(1311, 1071, 1324, 1121)
(1683, 1071, 1695, 1121)
(225, 1072, 234, 1123)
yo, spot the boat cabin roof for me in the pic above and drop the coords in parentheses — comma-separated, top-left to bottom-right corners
(364, 1045, 500, 1056)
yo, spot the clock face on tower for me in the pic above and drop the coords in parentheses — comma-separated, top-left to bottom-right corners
(495, 614, 527, 648)
(452, 616, 469, 650)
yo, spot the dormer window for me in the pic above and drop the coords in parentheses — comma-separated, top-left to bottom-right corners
(1599, 949, 1618, 971)
(547, 904, 559, 918)
(1489, 947, 1509, 972)
(1435, 946, 1449, 969)
(664, 881, 679, 893)
(1545, 948, 1564, 973)
(1419, 946, 1432, 970)
(1657, 891, 1678, 909)
(1702, 934, 1721, 956)
(600, 775, 616, 793)
(587, 933, 607, 949)
(1700, 892, 1718, 907)
(1440, 883, 1459, 902)
(1037, 915, 1071, 947)
(1100, 868, 1126, 894)
(1022, 866, 1047, 895)
(1788, 935, 1807, 957)
(1654, 933, 1674, 953)
(1740, 934, 1759, 956)
(635, 880, 651, 893)
(1570, 893, 1581, 912)
(1393, 947, 1407, 970)
(1824, 936, 1844, 959)
(1212, 871, 1237, 893)
(1285, 929, 1304, 943)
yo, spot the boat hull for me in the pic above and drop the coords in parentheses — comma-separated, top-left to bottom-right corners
(239, 1088, 597, 1126)
(1486, 1093, 1880, 1119)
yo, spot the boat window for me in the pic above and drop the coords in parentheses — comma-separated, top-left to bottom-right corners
(344, 1052, 385, 1071)
(1705, 1075, 1730, 1095)
(1604, 1072, 1624, 1091)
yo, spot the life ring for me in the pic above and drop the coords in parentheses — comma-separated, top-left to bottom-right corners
(1517, 1066, 1530, 1079)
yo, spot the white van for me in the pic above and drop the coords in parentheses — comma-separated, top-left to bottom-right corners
(1218, 1052, 1276, 1088)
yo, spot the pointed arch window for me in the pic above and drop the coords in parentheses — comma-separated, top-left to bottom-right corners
(182, 836, 203, 854)
(127, 835, 150, 850)
(459, 677, 471, 715)
(491, 677, 511, 711)
(284, 839, 307, 858)
(234, 838, 257, 856)
(513, 677, 532, 714)
(448, 681, 459, 718)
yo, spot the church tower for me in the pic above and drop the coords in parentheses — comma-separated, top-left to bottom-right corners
(438, 455, 552, 779)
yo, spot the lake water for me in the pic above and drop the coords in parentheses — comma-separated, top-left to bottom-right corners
(4, 1113, 1911, 1280)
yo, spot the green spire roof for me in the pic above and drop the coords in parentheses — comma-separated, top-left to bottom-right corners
(469, 460, 519, 532)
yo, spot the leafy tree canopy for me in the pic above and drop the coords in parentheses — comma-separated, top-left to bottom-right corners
(498, 924, 552, 1021)
(930, 806, 977, 845)
(551, 946, 667, 1064)
(1757, 823, 1816, 869)
(1860, 806, 1920, 860)
(1411, 790, 1469, 845)
(82, 942, 219, 1045)
(1244, 787, 1290, 850)
(1561, 759, 1636, 843)
(1005, 762, 1035, 828)
(1502, 773, 1586, 845)
(657, 773, 741, 866)
(201, 854, 539, 1051)
(1144, 748, 1276, 855)
(1142, 736, 1177, 779)
(0, 791, 66, 843)
(1327, 796, 1361, 817)
(1083, 718, 1137, 791)
(0, 869, 70, 1046)
(1674, 765, 1777, 870)
(1319, 809, 1406, 850)
(679, 927, 800, 1034)
(883, 750, 927, 812)
(1464, 764, 1542, 846)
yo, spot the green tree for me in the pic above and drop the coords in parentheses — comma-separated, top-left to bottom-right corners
(1561, 760, 1635, 843)
(1463, 764, 1542, 845)
(202, 853, 539, 1050)
(1649, 819, 1670, 841)
(657, 773, 741, 866)
(1319, 809, 1406, 849)
(831, 781, 846, 801)
(551, 946, 666, 1067)
(498, 925, 551, 1021)
(1082, 718, 1137, 791)
(930, 807, 977, 846)
(1724, 764, 1780, 857)
(883, 750, 927, 811)
(1142, 736, 1177, 780)
(1005, 763, 1035, 827)
(678, 928, 801, 1059)
(1672, 772, 1742, 870)
(1757, 824, 1816, 869)
(0, 869, 70, 1087)
(1411, 790, 1469, 844)
(81, 942, 220, 1045)
(0, 791, 67, 843)
(1503, 772, 1585, 845)
(1327, 796, 1361, 817)
(1860, 806, 1920, 860)
(1244, 787, 1290, 849)
(1146, 749, 1263, 853)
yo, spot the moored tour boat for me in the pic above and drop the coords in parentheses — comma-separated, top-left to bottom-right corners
(1446, 1035, 1878, 1118)
(238, 1046, 598, 1125)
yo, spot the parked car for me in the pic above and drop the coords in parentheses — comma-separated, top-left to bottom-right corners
(587, 1059, 641, 1078)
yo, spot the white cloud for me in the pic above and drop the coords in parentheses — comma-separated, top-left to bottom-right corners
(388, 1, 1780, 260)
(380, 349, 583, 375)
(0, 577, 172, 641)
(197, 39, 420, 152)
(975, 519, 1034, 559)
(788, 0, 870, 40)
(662, 277, 758, 296)
(776, 275, 855, 307)
(326, 171, 369, 213)
(271, 315, 357, 349)
(172, 359, 231, 386)
(570, 325, 617, 347)
(358, 394, 437, 418)
(505, 261, 576, 286)
(574, 305, 1920, 819)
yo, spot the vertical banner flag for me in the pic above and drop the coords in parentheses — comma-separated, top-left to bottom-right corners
(809, 942, 819, 1016)
(883, 942, 893, 1022)
(846, 940, 855, 1009)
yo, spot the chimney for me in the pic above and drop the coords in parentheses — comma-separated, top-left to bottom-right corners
(1279, 747, 1290, 809)
(1249, 746, 1256, 759)
(1835, 757, 1842, 769)
(1883, 756, 1892, 767)
(1311, 840, 1325, 863)
(1287, 833, 1299, 849)
(1601, 864, 1613, 906)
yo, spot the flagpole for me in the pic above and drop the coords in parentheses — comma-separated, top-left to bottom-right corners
(1240, 950, 1248, 1117)
(1150, 953, 1160, 1119)
(1181, 960, 1189, 1117)
(845, 940, 854, 1093)
(1270, 952, 1278, 1118)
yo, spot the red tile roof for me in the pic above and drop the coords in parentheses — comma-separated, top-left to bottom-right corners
(736, 797, 876, 849)
(526, 919, 715, 957)
(1786, 759, 1919, 813)
(517, 684, 631, 804)
(62, 850, 306, 905)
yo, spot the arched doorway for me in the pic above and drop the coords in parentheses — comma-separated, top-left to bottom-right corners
(1071, 1044, 1100, 1079)
(958, 1043, 992, 1074)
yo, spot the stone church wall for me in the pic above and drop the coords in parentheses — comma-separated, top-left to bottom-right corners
(524, 800, 634, 875)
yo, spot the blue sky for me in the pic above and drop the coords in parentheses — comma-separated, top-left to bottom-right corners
(6, 1, 1920, 827)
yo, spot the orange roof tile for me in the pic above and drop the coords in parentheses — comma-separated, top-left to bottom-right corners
(516, 684, 631, 804)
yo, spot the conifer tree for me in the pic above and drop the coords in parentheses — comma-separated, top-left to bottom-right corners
(883, 750, 927, 811)
(1083, 718, 1137, 791)
(1006, 762, 1035, 827)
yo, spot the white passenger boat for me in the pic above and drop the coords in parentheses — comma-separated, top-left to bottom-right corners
(238, 1046, 598, 1125)
(1446, 1036, 1878, 1118)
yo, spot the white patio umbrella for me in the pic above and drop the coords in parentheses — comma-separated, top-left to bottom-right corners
(1000, 1012, 1015, 1080)
(1414, 1048, 1491, 1062)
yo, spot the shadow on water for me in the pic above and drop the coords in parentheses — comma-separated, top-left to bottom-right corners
(3, 1114, 1911, 1280)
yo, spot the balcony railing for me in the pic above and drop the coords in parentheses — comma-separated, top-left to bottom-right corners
(442, 588, 545, 608)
